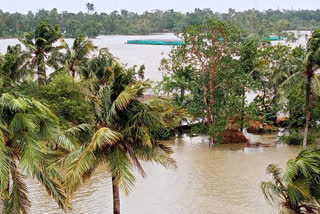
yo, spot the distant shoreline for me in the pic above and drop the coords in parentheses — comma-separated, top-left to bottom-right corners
(0, 32, 177, 40)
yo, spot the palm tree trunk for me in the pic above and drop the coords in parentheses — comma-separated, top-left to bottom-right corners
(303, 66, 313, 149)
(37, 55, 46, 86)
(112, 177, 120, 214)
(70, 62, 76, 78)
(180, 87, 185, 105)
(240, 86, 245, 132)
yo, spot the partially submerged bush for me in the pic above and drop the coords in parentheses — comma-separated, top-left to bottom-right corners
(279, 129, 314, 145)
(190, 124, 208, 135)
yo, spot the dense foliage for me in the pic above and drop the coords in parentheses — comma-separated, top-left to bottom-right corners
(0, 21, 178, 214)
(1, 8, 320, 38)
(159, 21, 320, 146)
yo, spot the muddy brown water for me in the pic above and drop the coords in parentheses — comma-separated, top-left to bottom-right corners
(25, 131, 299, 214)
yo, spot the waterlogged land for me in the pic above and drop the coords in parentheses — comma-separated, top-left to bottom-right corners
(0, 33, 310, 213)
(0, 31, 310, 81)
(25, 133, 299, 214)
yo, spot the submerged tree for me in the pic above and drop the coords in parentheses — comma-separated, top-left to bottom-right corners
(178, 19, 244, 128)
(280, 28, 320, 148)
(238, 38, 258, 132)
(63, 56, 176, 214)
(302, 28, 320, 148)
(159, 48, 196, 107)
(0, 93, 74, 213)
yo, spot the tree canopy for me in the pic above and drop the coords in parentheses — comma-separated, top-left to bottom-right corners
(0, 8, 319, 38)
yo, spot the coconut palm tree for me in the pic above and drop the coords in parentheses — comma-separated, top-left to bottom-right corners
(63, 62, 176, 214)
(85, 3, 95, 14)
(0, 93, 74, 213)
(261, 148, 320, 213)
(19, 21, 63, 86)
(0, 44, 32, 91)
(49, 36, 97, 79)
(80, 48, 117, 92)
(278, 28, 320, 148)
(301, 28, 320, 148)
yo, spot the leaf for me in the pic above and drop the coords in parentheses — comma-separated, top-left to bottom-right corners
(108, 146, 135, 195)
(7, 163, 31, 214)
(111, 85, 137, 116)
(88, 127, 122, 151)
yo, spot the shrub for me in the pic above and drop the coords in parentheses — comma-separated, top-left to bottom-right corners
(279, 129, 314, 145)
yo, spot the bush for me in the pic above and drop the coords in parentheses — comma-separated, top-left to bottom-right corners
(190, 124, 208, 135)
(40, 73, 93, 125)
(279, 129, 314, 145)
(17, 73, 93, 126)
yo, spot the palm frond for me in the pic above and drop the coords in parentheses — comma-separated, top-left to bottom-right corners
(9, 113, 36, 133)
(260, 181, 283, 206)
(52, 132, 75, 152)
(123, 142, 146, 177)
(0, 131, 12, 198)
(88, 127, 122, 151)
(108, 146, 135, 195)
(7, 163, 31, 214)
(133, 142, 176, 169)
(31, 164, 68, 211)
(287, 178, 311, 205)
(0, 94, 28, 112)
(64, 123, 92, 137)
(63, 146, 101, 195)
(111, 85, 138, 116)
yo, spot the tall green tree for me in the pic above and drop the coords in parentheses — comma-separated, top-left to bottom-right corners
(0, 93, 74, 213)
(0, 45, 31, 91)
(63, 57, 176, 214)
(178, 19, 244, 128)
(302, 28, 320, 148)
(50, 36, 97, 78)
(85, 3, 95, 14)
(238, 39, 258, 131)
(19, 21, 62, 86)
(253, 44, 294, 124)
(280, 28, 320, 148)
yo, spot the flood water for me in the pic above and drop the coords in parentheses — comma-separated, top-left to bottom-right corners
(0, 34, 303, 213)
(0, 34, 178, 82)
(26, 132, 299, 214)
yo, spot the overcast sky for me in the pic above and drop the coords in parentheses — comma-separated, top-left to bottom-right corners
(1, 0, 320, 14)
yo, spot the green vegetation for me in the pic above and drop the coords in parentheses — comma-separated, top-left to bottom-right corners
(63, 51, 177, 214)
(261, 149, 320, 213)
(0, 8, 320, 38)
(159, 21, 320, 147)
(0, 93, 72, 213)
(18, 21, 63, 85)
(1, 9, 320, 214)
(279, 130, 315, 145)
(0, 21, 178, 214)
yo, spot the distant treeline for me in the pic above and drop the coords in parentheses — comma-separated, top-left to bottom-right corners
(0, 8, 320, 38)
